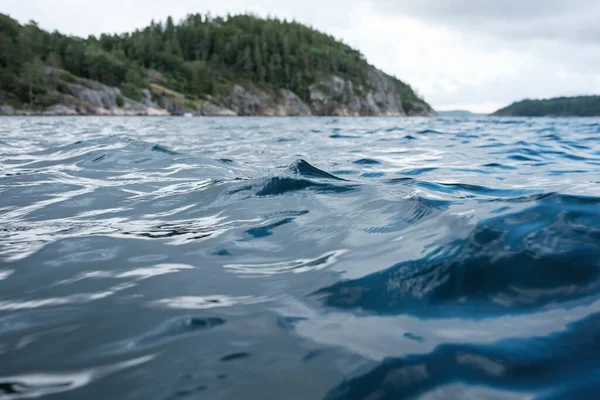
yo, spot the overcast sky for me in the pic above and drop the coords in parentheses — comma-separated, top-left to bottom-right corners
(4, 0, 600, 113)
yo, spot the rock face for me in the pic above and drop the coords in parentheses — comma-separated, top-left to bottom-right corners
(0, 105, 15, 115)
(1, 70, 171, 116)
(43, 104, 78, 115)
(209, 66, 435, 117)
(275, 90, 313, 116)
(308, 68, 435, 116)
(223, 85, 270, 115)
(1, 66, 435, 117)
(213, 65, 434, 117)
(58, 79, 169, 116)
(218, 86, 312, 116)
(149, 83, 235, 116)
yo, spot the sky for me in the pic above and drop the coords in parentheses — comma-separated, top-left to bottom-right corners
(3, 0, 600, 113)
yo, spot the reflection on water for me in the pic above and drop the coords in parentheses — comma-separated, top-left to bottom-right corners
(2, 116, 600, 399)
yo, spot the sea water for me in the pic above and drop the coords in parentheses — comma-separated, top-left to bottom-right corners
(2, 116, 600, 399)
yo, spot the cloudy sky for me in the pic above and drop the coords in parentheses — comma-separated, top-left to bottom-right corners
(4, 0, 600, 113)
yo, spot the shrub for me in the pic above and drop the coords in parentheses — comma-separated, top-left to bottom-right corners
(121, 83, 143, 102)
(60, 72, 77, 83)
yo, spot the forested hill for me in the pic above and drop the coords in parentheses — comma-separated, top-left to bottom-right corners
(0, 13, 434, 116)
(493, 96, 600, 117)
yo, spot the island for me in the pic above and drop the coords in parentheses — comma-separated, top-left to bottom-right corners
(493, 96, 600, 117)
(0, 13, 435, 117)
(437, 110, 485, 118)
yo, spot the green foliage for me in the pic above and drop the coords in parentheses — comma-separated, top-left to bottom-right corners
(0, 11, 425, 108)
(16, 57, 52, 105)
(494, 96, 600, 117)
(116, 94, 125, 108)
(392, 78, 423, 115)
(60, 71, 77, 83)
(47, 52, 62, 68)
(121, 83, 142, 101)
(83, 45, 127, 87)
(56, 82, 68, 93)
(35, 93, 57, 108)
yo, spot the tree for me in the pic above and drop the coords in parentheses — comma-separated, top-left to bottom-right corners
(253, 38, 265, 83)
(240, 46, 252, 74)
(64, 42, 85, 76)
(165, 16, 175, 39)
(166, 38, 182, 57)
(47, 51, 62, 68)
(22, 56, 46, 104)
(0, 11, 429, 108)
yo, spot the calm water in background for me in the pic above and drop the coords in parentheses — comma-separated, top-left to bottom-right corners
(2, 116, 600, 399)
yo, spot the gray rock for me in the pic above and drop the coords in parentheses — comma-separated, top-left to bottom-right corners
(141, 89, 160, 108)
(0, 106, 35, 116)
(367, 68, 406, 116)
(309, 75, 364, 116)
(200, 102, 237, 116)
(275, 89, 312, 116)
(0, 105, 15, 115)
(43, 104, 78, 115)
(3, 65, 434, 117)
(308, 66, 435, 116)
(139, 89, 171, 115)
(155, 95, 186, 115)
(219, 86, 311, 116)
(66, 82, 119, 110)
(224, 85, 271, 116)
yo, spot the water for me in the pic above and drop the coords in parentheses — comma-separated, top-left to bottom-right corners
(1, 116, 600, 399)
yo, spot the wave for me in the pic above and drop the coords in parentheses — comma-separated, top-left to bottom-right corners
(317, 193, 600, 316)
(3, 116, 600, 399)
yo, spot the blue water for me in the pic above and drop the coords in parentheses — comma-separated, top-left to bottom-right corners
(2, 117, 600, 399)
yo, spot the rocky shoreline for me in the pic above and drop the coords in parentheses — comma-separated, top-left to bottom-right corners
(1, 67, 436, 117)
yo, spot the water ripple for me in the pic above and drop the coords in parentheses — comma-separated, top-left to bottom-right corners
(2, 116, 600, 399)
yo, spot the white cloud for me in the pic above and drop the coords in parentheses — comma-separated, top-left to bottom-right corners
(3, 0, 599, 113)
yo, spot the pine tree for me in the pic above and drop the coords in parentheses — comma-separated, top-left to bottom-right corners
(0, 12, 427, 108)
(165, 17, 175, 39)
(242, 46, 252, 75)
(47, 52, 62, 68)
(22, 56, 45, 104)
(253, 38, 265, 83)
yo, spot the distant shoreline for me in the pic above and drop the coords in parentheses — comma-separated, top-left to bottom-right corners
(0, 113, 437, 117)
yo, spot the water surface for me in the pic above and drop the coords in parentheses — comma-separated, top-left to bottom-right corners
(2, 116, 600, 399)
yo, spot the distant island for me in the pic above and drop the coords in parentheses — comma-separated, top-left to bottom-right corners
(493, 96, 600, 117)
(0, 13, 435, 117)
(437, 110, 485, 118)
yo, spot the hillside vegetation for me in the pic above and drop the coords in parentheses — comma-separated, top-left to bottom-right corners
(493, 96, 600, 117)
(0, 13, 430, 115)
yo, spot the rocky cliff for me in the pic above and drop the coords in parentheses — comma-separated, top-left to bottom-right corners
(1, 12, 436, 117)
(1, 66, 435, 117)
